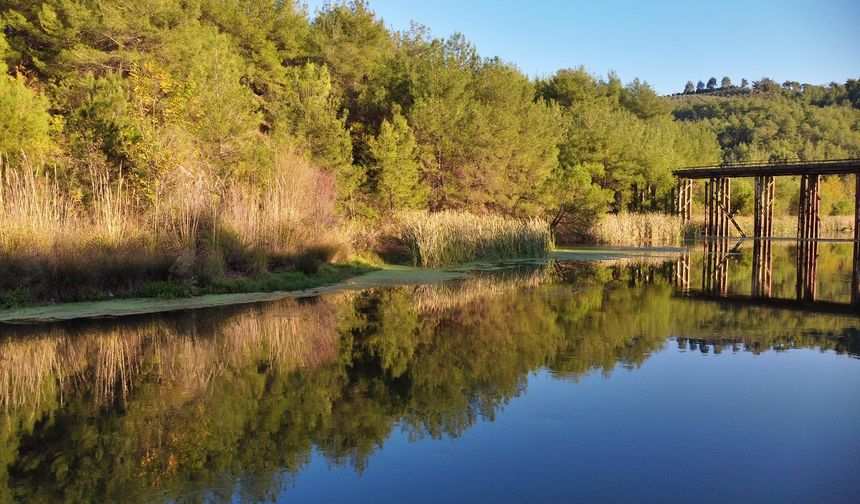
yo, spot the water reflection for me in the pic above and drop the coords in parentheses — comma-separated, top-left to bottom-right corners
(1, 254, 858, 502)
(676, 239, 860, 312)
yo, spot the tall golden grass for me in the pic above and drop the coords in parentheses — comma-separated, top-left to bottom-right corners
(590, 213, 856, 246)
(399, 211, 552, 267)
(591, 213, 686, 247)
(732, 215, 854, 239)
(0, 150, 346, 302)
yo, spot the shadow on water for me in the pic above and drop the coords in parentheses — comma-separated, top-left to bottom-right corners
(1, 250, 858, 502)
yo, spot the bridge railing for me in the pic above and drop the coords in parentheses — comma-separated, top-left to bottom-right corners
(676, 157, 860, 172)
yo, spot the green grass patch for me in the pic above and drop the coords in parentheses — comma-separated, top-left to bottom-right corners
(1, 262, 376, 309)
(0, 287, 32, 308)
(135, 262, 377, 299)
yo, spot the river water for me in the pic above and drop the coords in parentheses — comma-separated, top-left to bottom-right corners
(1, 243, 858, 503)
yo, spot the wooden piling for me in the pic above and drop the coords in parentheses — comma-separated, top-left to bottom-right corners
(797, 175, 806, 300)
(705, 179, 713, 238)
(764, 177, 774, 292)
(675, 252, 690, 293)
(724, 178, 731, 238)
(796, 175, 820, 302)
(676, 178, 693, 223)
(752, 175, 773, 297)
(852, 174, 860, 306)
(753, 176, 762, 296)
(686, 179, 693, 221)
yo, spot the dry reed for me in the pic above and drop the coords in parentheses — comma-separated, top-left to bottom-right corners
(0, 150, 346, 302)
(591, 213, 856, 247)
(732, 215, 854, 239)
(400, 211, 552, 267)
(592, 213, 685, 247)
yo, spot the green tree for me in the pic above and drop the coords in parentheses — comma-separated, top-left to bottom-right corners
(406, 35, 561, 215)
(368, 111, 426, 211)
(620, 78, 669, 119)
(274, 63, 352, 171)
(0, 69, 54, 162)
(707, 77, 717, 90)
(721, 76, 732, 88)
(308, 0, 394, 124)
(536, 66, 602, 107)
(684, 81, 695, 94)
(0, 31, 54, 163)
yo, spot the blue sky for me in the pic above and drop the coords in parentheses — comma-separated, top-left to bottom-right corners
(304, 0, 860, 95)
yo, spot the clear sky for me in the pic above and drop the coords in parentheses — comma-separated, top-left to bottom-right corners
(304, 0, 860, 95)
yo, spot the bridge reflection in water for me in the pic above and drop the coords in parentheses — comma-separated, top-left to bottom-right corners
(674, 238, 860, 315)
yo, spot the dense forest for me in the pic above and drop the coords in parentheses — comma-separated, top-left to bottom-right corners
(1, 0, 859, 302)
(4, 0, 857, 216)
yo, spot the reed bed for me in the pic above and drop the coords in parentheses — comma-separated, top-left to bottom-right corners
(731, 215, 854, 239)
(399, 211, 553, 267)
(0, 151, 347, 303)
(591, 213, 686, 247)
(590, 213, 855, 247)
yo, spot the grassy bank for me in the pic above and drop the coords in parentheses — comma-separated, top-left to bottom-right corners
(399, 211, 553, 267)
(132, 261, 376, 298)
(2, 162, 554, 307)
(1, 262, 376, 309)
(0, 153, 353, 306)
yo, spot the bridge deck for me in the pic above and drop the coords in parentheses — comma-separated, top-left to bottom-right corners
(673, 158, 860, 179)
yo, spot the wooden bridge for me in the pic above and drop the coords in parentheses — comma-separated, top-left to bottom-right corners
(671, 158, 860, 307)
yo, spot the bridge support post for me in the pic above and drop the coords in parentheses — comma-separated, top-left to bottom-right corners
(705, 177, 731, 238)
(703, 177, 730, 294)
(676, 178, 692, 222)
(675, 251, 690, 293)
(797, 174, 820, 302)
(852, 174, 860, 306)
(752, 176, 774, 297)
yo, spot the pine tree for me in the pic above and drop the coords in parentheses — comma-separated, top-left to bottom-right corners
(368, 112, 426, 211)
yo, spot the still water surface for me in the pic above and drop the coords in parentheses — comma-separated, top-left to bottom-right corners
(1, 243, 859, 503)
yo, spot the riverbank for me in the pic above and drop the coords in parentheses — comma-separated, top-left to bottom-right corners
(0, 260, 376, 307)
(1, 164, 550, 305)
(0, 247, 681, 324)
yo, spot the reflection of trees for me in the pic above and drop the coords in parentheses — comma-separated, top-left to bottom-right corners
(0, 297, 348, 503)
(670, 303, 860, 355)
(1, 259, 858, 502)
